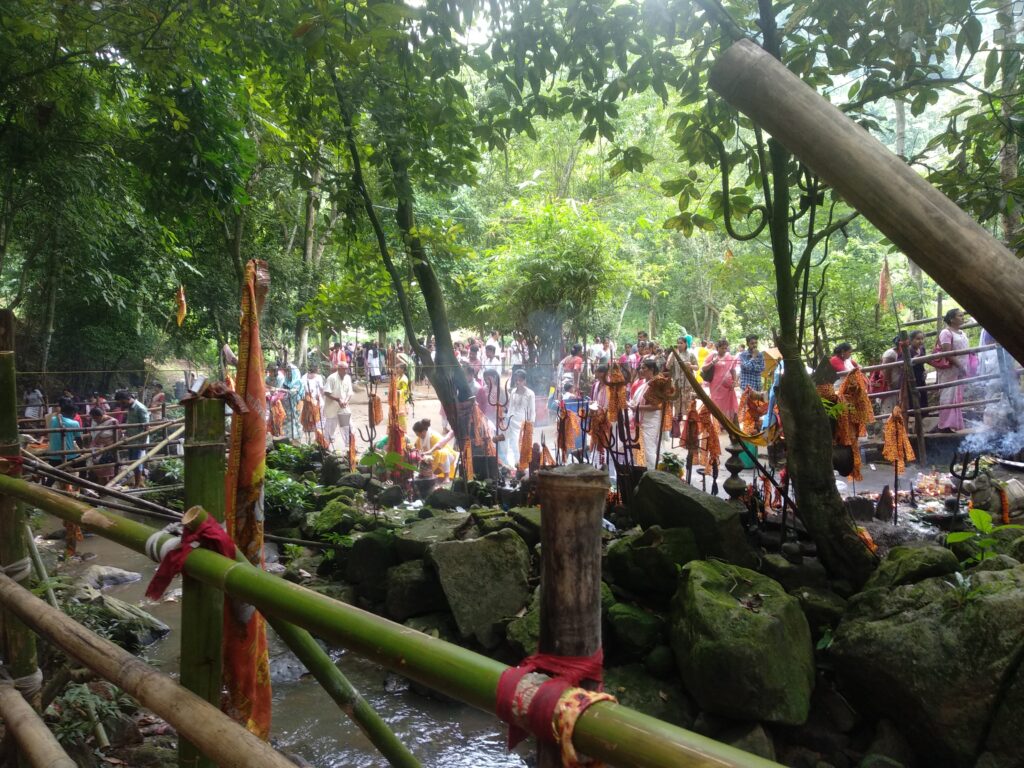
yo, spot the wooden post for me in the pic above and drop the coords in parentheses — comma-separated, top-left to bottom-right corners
(708, 40, 1024, 367)
(535, 464, 609, 768)
(179, 397, 225, 768)
(0, 309, 39, 711)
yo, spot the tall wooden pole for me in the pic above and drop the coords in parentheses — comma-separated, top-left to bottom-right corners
(0, 310, 39, 710)
(708, 39, 1024, 366)
(179, 397, 225, 768)
(0, 686, 75, 768)
(535, 464, 609, 768)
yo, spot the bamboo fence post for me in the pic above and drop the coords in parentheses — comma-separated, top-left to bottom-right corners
(0, 309, 39, 712)
(265, 616, 421, 768)
(0, 573, 296, 768)
(179, 397, 226, 768)
(24, 524, 56, 609)
(0, 685, 76, 768)
(535, 464, 609, 768)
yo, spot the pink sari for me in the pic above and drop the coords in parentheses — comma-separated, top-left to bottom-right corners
(705, 353, 739, 423)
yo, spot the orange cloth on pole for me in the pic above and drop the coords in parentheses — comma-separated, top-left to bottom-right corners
(518, 422, 534, 470)
(223, 260, 272, 739)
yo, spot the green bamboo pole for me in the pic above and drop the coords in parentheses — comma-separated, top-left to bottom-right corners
(0, 310, 39, 712)
(179, 397, 226, 768)
(265, 616, 421, 768)
(0, 476, 781, 768)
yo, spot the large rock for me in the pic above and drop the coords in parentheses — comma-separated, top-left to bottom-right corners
(832, 565, 1024, 766)
(604, 664, 696, 729)
(336, 472, 370, 490)
(506, 590, 540, 656)
(863, 544, 959, 590)
(377, 484, 406, 508)
(759, 553, 828, 591)
(428, 529, 531, 648)
(671, 560, 814, 725)
(75, 565, 141, 589)
(605, 526, 700, 600)
(394, 513, 470, 561)
(633, 471, 754, 566)
(425, 487, 475, 511)
(346, 529, 399, 602)
(790, 586, 847, 639)
(384, 560, 448, 621)
(509, 506, 542, 546)
(320, 453, 347, 486)
(73, 585, 169, 652)
(607, 603, 666, 660)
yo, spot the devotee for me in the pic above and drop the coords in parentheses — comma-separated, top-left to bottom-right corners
(323, 360, 353, 451)
(147, 382, 166, 414)
(909, 330, 928, 410)
(505, 369, 536, 469)
(880, 333, 907, 412)
(701, 338, 739, 429)
(738, 335, 765, 394)
(666, 335, 698, 417)
(23, 383, 44, 425)
(830, 342, 857, 373)
(114, 390, 150, 487)
(47, 399, 82, 469)
(411, 418, 457, 479)
(558, 344, 585, 393)
(282, 362, 304, 441)
(629, 358, 662, 469)
(366, 342, 382, 383)
(88, 406, 119, 483)
(932, 307, 969, 433)
(483, 344, 503, 374)
(394, 362, 411, 433)
(301, 365, 326, 443)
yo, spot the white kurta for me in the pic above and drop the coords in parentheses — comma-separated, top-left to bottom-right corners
(505, 386, 536, 467)
(629, 379, 662, 470)
(323, 372, 353, 450)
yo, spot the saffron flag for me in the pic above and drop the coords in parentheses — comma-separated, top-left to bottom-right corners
(877, 257, 891, 308)
(176, 285, 187, 327)
(223, 260, 272, 738)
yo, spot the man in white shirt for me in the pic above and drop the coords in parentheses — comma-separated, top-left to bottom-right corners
(323, 360, 354, 452)
(505, 369, 536, 469)
(483, 344, 503, 375)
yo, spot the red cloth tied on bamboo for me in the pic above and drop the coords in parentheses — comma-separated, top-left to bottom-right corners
(145, 518, 236, 600)
(496, 649, 605, 748)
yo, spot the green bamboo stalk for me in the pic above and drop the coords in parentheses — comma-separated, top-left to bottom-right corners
(0, 475, 781, 768)
(179, 397, 226, 768)
(265, 616, 421, 768)
(24, 522, 56, 609)
(0, 311, 39, 712)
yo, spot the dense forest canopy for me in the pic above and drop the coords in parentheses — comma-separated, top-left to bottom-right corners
(0, 0, 1021, 392)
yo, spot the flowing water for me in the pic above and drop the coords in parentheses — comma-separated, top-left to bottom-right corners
(42, 519, 528, 768)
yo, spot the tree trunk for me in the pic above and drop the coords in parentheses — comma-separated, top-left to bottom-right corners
(730, 8, 877, 586)
(895, 94, 925, 316)
(39, 251, 59, 391)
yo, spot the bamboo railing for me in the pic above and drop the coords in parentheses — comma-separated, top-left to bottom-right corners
(0, 473, 779, 768)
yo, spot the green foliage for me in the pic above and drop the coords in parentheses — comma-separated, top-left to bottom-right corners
(359, 451, 415, 473)
(266, 443, 320, 474)
(48, 682, 130, 748)
(264, 468, 314, 520)
(946, 508, 1024, 565)
(942, 571, 983, 609)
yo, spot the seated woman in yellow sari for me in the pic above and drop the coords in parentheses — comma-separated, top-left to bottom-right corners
(411, 418, 457, 479)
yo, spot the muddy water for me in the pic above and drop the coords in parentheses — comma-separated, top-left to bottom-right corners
(43, 519, 527, 768)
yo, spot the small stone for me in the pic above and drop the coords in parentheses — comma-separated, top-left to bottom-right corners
(425, 487, 475, 510)
(394, 513, 470, 561)
(337, 472, 370, 489)
(75, 565, 142, 589)
(607, 603, 665, 660)
(384, 560, 448, 621)
(377, 484, 406, 508)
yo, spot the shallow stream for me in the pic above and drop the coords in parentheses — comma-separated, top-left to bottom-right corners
(42, 519, 528, 768)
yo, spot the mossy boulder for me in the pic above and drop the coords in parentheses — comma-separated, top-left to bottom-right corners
(633, 470, 755, 567)
(604, 664, 695, 729)
(425, 487, 475, 511)
(758, 553, 828, 591)
(377, 484, 407, 508)
(384, 560, 448, 621)
(472, 508, 514, 536)
(671, 560, 814, 725)
(73, 585, 169, 652)
(789, 586, 847, 640)
(394, 512, 470, 561)
(427, 529, 531, 648)
(832, 565, 1024, 767)
(863, 544, 959, 590)
(509, 506, 542, 546)
(607, 603, 666, 660)
(337, 472, 370, 489)
(320, 453, 347, 486)
(605, 525, 700, 600)
(346, 529, 399, 602)
(506, 590, 540, 656)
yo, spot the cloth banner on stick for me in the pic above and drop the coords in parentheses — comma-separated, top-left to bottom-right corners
(223, 260, 272, 738)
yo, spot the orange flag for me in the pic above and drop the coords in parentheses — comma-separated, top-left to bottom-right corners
(176, 285, 187, 327)
(877, 256, 891, 308)
(223, 260, 272, 738)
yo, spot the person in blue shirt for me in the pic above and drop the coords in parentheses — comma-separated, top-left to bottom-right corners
(738, 334, 766, 394)
(47, 398, 82, 468)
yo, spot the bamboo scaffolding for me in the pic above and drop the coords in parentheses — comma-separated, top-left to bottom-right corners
(869, 371, 1005, 400)
(838, 344, 1000, 376)
(921, 321, 979, 339)
(53, 419, 184, 469)
(878, 396, 1004, 421)
(106, 427, 184, 487)
(19, 419, 178, 436)
(0, 685, 76, 768)
(0, 477, 780, 768)
(0, 573, 296, 768)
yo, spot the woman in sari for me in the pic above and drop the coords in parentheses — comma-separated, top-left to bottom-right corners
(87, 407, 119, 483)
(701, 338, 739, 430)
(411, 419, 457, 479)
(628, 359, 662, 470)
(283, 363, 304, 441)
(933, 308, 969, 433)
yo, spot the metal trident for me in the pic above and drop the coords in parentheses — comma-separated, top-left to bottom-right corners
(357, 375, 379, 447)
